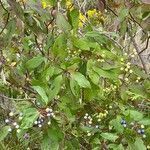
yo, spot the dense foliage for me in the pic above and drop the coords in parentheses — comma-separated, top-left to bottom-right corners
(0, 0, 150, 149)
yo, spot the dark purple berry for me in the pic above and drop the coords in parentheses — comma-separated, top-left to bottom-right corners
(121, 119, 126, 124)
(141, 129, 145, 134)
(23, 133, 30, 139)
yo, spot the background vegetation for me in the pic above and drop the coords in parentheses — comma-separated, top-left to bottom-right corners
(0, 0, 150, 149)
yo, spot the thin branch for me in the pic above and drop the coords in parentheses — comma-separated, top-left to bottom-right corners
(0, 94, 35, 101)
(128, 30, 148, 74)
(0, 0, 10, 35)
(107, 6, 118, 17)
(107, 5, 146, 35)
(0, 13, 10, 35)
(102, 33, 124, 49)
(129, 12, 146, 34)
(139, 36, 150, 54)
(34, 35, 45, 56)
(0, 0, 8, 12)
(6, 78, 36, 94)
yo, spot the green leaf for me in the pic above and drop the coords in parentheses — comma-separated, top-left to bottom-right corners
(65, 138, 80, 150)
(21, 107, 39, 129)
(44, 33, 54, 51)
(110, 116, 124, 133)
(133, 66, 149, 79)
(0, 126, 10, 141)
(48, 75, 62, 101)
(52, 34, 67, 59)
(85, 31, 108, 44)
(56, 12, 71, 32)
(26, 55, 45, 70)
(70, 78, 80, 97)
(93, 66, 118, 80)
(32, 86, 49, 104)
(4, 19, 16, 45)
(71, 72, 91, 88)
(41, 134, 51, 150)
(109, 144, 124, 150)
(124, 110, 143, 121)
(119, 8, 129, 22)
(68, 8, 79, 30)
(41, 66, 55, 81)
(138, 118, 150, 125)
(41, 125, 64, 150)
(129, 110, 143, 121)
(87, 60, 99, 85)
(120, 86, 129, 101)
(127, 138, 146, 150)
(73, 38, 90, 50)
(101, 133, 118, 142)
(86, 31, 118, 38)
(88, 70, 99, 85)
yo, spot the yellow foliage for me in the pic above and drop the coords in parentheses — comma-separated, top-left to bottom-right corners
(66, 0, 74, 11)
(79, 13, 86, 27)
(42, 1, 47, 9)
(10, 62, 17, 67)
(66, 0, 72, 8)
(41, 0, 51, 9)
(87, 9, 97, 18)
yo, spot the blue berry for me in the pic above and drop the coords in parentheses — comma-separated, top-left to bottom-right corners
(141, 129, 145, 134)
(40, 119, 44, 122)
(121, 119, 126, 125)
(23, 133, 30, 139)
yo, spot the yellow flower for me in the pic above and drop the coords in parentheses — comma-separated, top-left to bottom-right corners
(10, 62, 17, 67)
(66, 0, 72, 8)
(79, 13, 86, 27)
(42, 1, 47, 9)
(87, 9, 97, 18)
(41, 0, 51, 9)
(79, 13, 86, 22)
(79, 22, 83, 27)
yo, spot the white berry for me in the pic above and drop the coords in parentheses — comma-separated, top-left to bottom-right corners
(17, 129, 21, 133)
(34, 121, 38, 124)
(9, 112, 14, 117)
(87, 132, 91, 136)
(47, 121, 51, 125)
(8, 128, 12, 132)
(5, 119, 10, 123)
(13, 122, 17, 126)
(38, 124, 42, 128)
(15, 125, 20, 129)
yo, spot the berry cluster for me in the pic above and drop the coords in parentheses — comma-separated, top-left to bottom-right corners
(130, 49, 138, 58)
(84, 113, 93, 126)
(45, 108, 55, 117)
(103, 85, 117, 93)
(136, 76, 141, 83)
(120, 119, 147, 138)
(5, 111, 22, 133)
(120, 119, 127, 128)
(34, 116, 45, 128)
(65, 49, 81, 62)
(120, 62, 133, 76)
(96, 110, 108, 122)
(34, 107, 55, 128)
(137, 125, 146, 138)
(83, 113, 99, 136)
